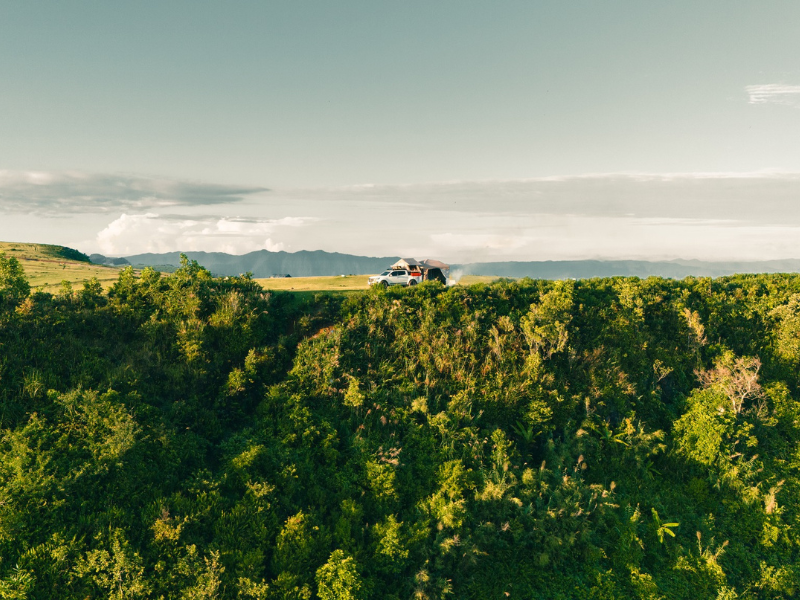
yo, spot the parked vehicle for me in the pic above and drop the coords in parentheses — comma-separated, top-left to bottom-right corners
(368, 269, 422, 287)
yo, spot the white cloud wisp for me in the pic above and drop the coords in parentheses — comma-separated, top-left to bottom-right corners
(746, 84, 800, 107)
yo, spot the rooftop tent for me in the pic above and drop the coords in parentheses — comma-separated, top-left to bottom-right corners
(391, 258, 423, 271)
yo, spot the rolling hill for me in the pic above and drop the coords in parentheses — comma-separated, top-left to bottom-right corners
(0, 242, 124, 292)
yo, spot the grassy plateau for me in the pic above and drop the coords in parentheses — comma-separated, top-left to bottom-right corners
(0, 242, 122, 293)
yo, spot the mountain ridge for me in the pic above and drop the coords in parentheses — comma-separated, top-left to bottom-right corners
(89, 249, 800, 279)
(119, 249, 400, 277)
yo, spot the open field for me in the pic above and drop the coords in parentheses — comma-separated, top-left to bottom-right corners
(1, 242, 506, 294)
(0, 242, 123, 293)
(451, 275, 502, 285)
(255, 275, 369, 291)
(255, 274, 501, 292)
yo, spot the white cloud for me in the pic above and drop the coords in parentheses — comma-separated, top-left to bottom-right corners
(431, 232, 530, 252)
(428, 215, 800, 263)
(745, 84, 800, 107)
(0, 170, 266, 215)
(264, 238, 285, 252)
(96, 214, 310, 256)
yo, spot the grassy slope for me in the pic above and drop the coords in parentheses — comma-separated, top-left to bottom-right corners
(0, 242, 123, 293)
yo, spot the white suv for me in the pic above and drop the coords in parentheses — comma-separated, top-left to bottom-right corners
(368, 269, 421, 288)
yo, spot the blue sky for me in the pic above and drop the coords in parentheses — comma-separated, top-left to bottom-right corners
(1, 2, 799, 260)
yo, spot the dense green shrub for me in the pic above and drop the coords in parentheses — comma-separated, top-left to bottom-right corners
(1, 263, 799, 598)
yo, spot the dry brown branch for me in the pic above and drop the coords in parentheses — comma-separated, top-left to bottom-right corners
(696, 355, 764, 413)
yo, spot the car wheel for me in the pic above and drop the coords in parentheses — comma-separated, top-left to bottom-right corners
(408, 279, 417, 286)
(381, 281, 388, 288)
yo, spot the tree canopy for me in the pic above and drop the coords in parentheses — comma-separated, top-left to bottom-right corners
(1, 260, 799, 598)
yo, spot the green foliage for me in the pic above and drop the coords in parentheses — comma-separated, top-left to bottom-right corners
(674, 388, 734, 466)
(316, 551, 364, 600)
(651, 509, 679, 543)
(2, 267, 800, 598)
(0, 253, 30, 307)
(79, 277, 104, 307)
(41, 245, 91, 263)
(74, 529, 150, 599)
(520, 279, 573, 359)
(343, 377, 365, 409)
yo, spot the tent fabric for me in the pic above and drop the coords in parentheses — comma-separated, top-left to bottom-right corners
(420, 259, 449, 270)
(425, 268, 446, 284)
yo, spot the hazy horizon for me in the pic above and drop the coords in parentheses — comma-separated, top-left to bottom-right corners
(2, 2, 799, 262)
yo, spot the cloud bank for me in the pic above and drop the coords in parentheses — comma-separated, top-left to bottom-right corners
(5, 170, 800, 262)
(96, 214, 311, 255)
(0, 171, 267, 215)
(263, 172, 800, 262)
(746, 84, 800, 107)
(282, 171, 800, 225)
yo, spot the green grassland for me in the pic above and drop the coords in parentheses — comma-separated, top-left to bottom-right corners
(255, 274, 370, 291)
(0, 241, 123, 293)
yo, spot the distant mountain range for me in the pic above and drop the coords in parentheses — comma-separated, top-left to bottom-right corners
(455, 259, 800, 279)
(89, 250, 800, 280)
(91, 250, 401, 277)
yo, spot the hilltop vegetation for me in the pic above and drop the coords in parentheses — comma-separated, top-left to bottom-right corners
(0, 252, 799, 598)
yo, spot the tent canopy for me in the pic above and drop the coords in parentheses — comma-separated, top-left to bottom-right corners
(419, 259, 449, 270)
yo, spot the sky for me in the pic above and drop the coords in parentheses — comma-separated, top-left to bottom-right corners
(1, 1, 799, 262)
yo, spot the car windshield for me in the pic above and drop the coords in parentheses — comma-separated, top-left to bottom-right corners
(380, 271, 390, 276)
